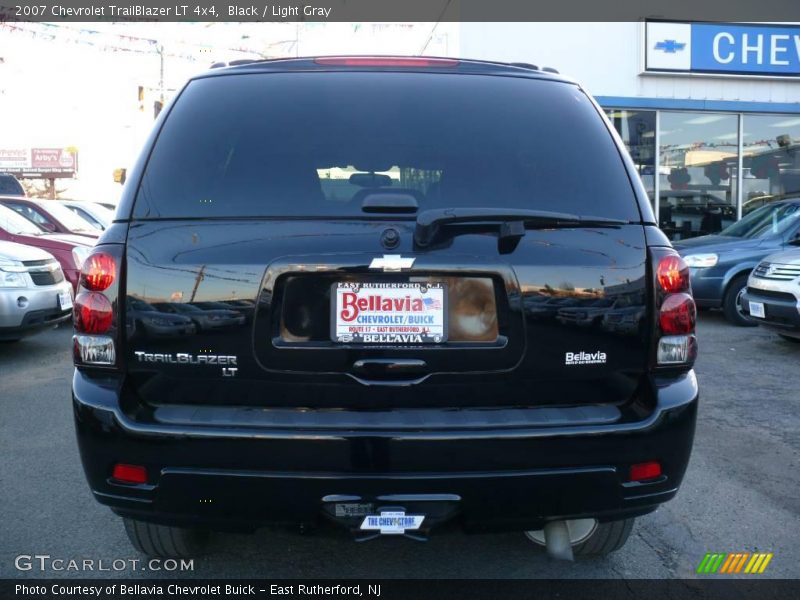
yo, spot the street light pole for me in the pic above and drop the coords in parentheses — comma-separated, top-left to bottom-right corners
(158, 43, 165, 104)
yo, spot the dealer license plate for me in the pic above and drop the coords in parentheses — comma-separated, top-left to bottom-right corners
(332, 282, 446, 344)
(360, 511, 425, 535)
(58, 291, 73, 311)
(749, 301, 765, 319)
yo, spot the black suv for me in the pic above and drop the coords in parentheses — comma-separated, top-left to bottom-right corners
(72, 57, 699, 560)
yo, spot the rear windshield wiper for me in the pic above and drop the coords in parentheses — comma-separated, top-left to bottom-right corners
(414, 207, 629, 253)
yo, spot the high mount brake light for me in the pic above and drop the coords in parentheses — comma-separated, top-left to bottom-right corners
(657, 255, 690, 293)
(314, 57, 459, 68)
(80, 252, 116, 292)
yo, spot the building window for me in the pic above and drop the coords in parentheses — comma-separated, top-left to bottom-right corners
(658, 112, 739, 240)
(605, 110, 656, 204)
(742, 115, 800, 216)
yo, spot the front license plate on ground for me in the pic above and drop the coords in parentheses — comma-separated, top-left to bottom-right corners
(749, 301, 765, 319)
(333, 282, 446, 344)
(58, 291, 73, 311)
(360, 511, 425, 535)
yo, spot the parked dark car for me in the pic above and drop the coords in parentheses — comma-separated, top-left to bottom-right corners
(0, 174, 25, 196)
(673, 198, 800, 325)
(72, 57, 699, 561)
(0, 204, 91, 292)
(0, 196, 101, 239)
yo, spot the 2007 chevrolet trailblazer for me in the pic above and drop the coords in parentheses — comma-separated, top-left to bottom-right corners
(72, 57, 699, 560)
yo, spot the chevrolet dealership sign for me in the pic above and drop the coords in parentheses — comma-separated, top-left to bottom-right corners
(645, 21, 800, 77)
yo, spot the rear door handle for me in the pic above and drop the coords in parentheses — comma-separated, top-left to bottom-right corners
(351, 359, 428, 377)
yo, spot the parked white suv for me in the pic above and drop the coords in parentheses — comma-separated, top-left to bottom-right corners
(742, 246, 800, 342)
(0, 241, 73, 342)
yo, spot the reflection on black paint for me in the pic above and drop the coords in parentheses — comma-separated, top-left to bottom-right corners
(523, 275, 646, 337)
(126, 296, 196, 340)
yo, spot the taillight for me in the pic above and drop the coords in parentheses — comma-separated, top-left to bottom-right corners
(314, 56, 459, 68)
(654, 252, 697, 367)
(659, 293, 696, 334)
(73, 246, 122, 367)
(657, 255, 690, 293)
(80, 252, 116, 291)
(74, 292, 113, 333)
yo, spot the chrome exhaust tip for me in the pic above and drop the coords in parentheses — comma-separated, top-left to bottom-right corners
(525, 518, 598, 561)
(543, 520, 574, 561)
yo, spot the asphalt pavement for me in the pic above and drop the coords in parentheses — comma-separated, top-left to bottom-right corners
(1, 313, 798, 579)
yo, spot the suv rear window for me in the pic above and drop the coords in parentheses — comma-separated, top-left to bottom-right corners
(133, 72, 639, 221)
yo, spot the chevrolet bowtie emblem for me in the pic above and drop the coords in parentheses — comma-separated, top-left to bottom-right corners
(369, 254, 415, 272)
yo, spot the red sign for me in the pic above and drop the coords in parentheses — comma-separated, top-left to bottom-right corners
(31, 148, 77, 171)
(0, 147, 78, 177)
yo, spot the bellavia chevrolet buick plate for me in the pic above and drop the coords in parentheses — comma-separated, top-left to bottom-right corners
(333, 281, 447, 344)
(71, 56, 699, 561)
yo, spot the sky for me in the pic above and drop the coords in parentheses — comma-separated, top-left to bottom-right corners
(0, 22, 458, 203)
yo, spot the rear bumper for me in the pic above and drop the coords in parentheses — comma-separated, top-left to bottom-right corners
(72, 370, 699, 533)
(742, 288, 800, 332)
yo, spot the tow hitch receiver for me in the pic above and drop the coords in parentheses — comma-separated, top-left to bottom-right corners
(321, 494, 460, 541)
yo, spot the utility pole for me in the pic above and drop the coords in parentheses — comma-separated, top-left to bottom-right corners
(154, 44, 165, 119)
(189, 265, 206, 302)
(158, 44, 164, 103)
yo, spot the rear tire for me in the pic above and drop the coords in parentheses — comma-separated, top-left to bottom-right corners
(525, 517, 635, 557)
(572, 518, 635, 556)
(123, 517, 209, 558)
(723, 274, 757, 327)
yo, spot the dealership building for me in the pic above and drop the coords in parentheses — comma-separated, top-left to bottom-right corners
(461, 21, 800, 239)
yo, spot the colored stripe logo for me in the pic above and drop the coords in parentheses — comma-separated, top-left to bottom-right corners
(697, 552, 773, 574)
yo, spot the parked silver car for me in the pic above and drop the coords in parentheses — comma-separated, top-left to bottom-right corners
(0, 241, 73, 341)
(59, 200, 115, 231)
(742, 246, 800, 342)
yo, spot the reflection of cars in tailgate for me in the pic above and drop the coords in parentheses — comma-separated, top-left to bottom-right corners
(126, 297, 196, 338)
(0, 241, 73, 341)
(556, 298, 615, 327)
(153, 302, 246, 331)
